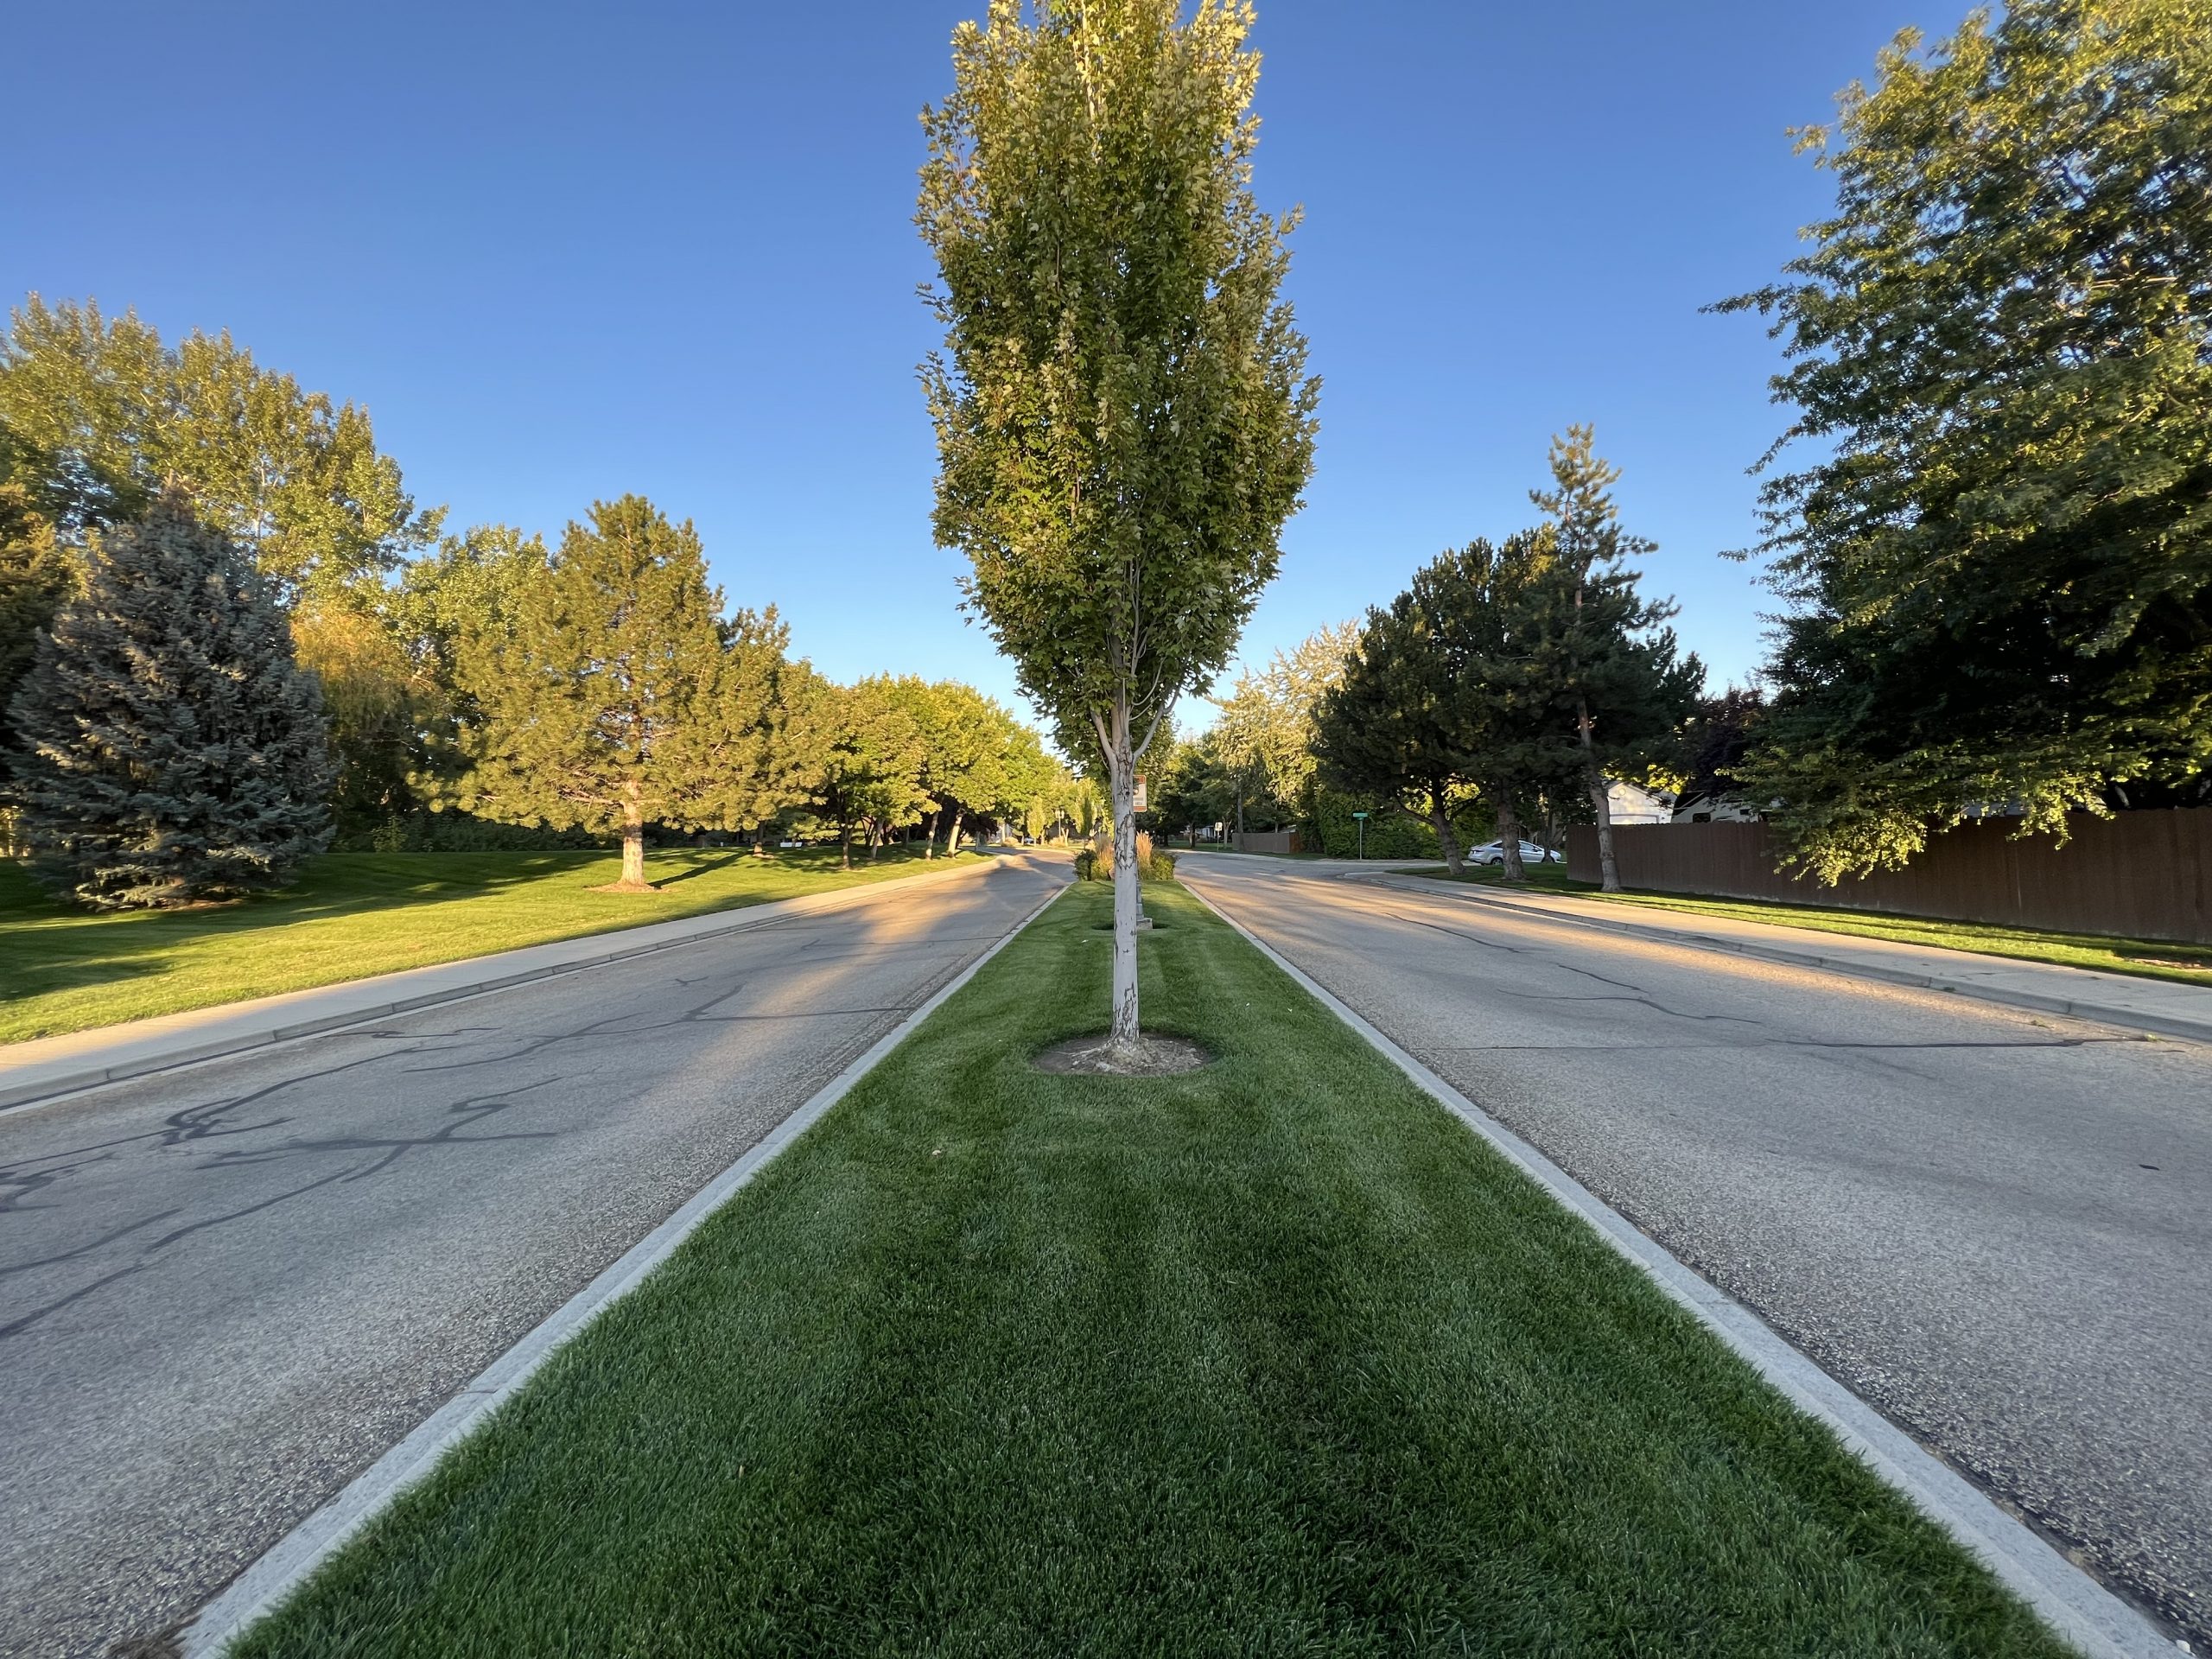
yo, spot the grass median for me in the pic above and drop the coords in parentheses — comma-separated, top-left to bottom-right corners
(232, 879, 2065, 1658)
(1413, 860, 2212, 988)
(0, 846, 983, 1045)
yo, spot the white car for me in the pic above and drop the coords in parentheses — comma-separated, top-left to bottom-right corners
(1466, 839, 1554, 867)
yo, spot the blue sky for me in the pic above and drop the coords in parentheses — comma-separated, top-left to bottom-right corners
(4, 2, 1955, 729)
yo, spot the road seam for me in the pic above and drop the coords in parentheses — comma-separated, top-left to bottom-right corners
(1344, 870, 2212, 1046)
(0, 854, 1012, 1116)
(1181, 873, 2179, 1659)
(178, 872, 1069, 1659)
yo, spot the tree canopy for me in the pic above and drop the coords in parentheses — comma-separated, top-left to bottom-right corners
(0, 296, 440, 598)
(1719, 0, 2212, 880)
(442, 496, 782, 888)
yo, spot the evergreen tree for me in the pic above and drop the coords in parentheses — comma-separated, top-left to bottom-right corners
(7, 493, 334, 907)
(445, 495, 772, 890)
(1415, 533, 1568, 883)
(1525, 429, 1701, 891)
(1313, 592, 1476, 874)
(2, 483, 79, 836)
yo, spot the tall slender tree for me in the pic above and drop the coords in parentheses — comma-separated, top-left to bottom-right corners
(7, 493, 334, 907)
(920, 0, 1318, 1055)
(1525, 429, 1701, 891)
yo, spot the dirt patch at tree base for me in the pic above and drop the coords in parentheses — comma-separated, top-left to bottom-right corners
(1033, 1033, 1211, 1077)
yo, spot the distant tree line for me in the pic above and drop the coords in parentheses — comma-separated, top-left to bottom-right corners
(0, 299, 1073, 908)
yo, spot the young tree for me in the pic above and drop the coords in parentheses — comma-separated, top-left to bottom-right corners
(7, 493, 334, 907)
(920, 0, 1318, 1054)
(1313, 593, 1475, 873)
(1525, 429, 1701, 891)
(1716, 1, 2212, 879)
(444, 496, 767, 890)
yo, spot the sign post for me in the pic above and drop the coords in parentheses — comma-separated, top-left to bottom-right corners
(1352, 810, 1370, 861)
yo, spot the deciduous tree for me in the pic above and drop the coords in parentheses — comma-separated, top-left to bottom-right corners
(919, 0, 1318, 1053)
(1717, 0, 2212, 879)
(0, 296, 440, 596)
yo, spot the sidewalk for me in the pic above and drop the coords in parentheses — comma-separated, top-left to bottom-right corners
(0, 855, 1019, 1113)
(1346, 869, 2212, 1045)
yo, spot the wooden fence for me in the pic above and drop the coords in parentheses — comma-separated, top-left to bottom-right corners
(1566, 810, 2212, 945)
(1233, 829, 1306, 855)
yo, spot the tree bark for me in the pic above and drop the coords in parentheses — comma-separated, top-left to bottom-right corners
(1493, 786, 1527, 883)
(947, 809, 967, 859)
(1576, 693, 1620, 891)
(613, 790, 653, 891)
(923, 809, 939, 859)
(1428, 786, 1464, 876)
(1101, 694, 1141, 1053)
(839, 818, 852, 870)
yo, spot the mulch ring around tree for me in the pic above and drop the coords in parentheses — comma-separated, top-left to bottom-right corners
(1033, 1033, 1211, 1077)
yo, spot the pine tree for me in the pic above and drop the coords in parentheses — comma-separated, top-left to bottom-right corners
(1525, 429, 1701, 891)
(7, 493, 334, 907)
(1313, 593, 1476, 874)
(444, 496, 768, 891)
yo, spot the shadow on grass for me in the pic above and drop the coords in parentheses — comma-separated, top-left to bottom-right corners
(0, 848, 917, 1015)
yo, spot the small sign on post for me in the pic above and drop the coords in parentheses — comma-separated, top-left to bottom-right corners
(1133, 774, 1148, 814)
(1352, 809, 1370, 860)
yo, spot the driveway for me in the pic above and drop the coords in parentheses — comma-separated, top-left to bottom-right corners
(0, 854, 1065, 1659)
(1180, 854, 2212, 1648)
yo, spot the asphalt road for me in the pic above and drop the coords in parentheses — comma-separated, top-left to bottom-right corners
(0, 854, 1064, 1659)
(1182, 855, 2212, 1649)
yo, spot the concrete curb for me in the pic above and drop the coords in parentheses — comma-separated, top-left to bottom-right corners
(180, 873, 1070, 1658)
(1345, 871, 2212, 1046)
(0, 854, 1014, 1116)
(1181, 874, 2179, 1659)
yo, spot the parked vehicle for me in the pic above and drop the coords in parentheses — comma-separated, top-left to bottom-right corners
(1466, 839, 1555, 867)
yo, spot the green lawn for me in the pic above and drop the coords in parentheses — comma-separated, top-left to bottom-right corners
(1410, 860, 2212, 988)
(234, 881, 2064, 1659)
(0, 846, 983, 1046)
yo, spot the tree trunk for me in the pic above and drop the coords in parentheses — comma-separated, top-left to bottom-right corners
(923, 809, 939, 859)
(1101, 696, 1141, 1053)
(612, 791, 653, 891)
(1494, 786, 1527, 883)
(947, 809, 967, 859)
(1576, 693, 1620, 892)
(839, 818, 852, 869)
(1429, 786, 1464, 876)
(752, 823, 769, 858)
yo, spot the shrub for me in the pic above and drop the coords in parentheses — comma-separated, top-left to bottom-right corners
(1072, 833, 1178, 883)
